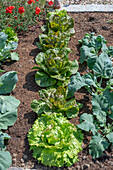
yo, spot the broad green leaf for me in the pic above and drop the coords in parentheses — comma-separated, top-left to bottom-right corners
(79, 46, 93, 64)
(0, 71, 18, 94)
(83, 73, 97, 88)
(31, 100, 47, 116)
(89, 133, 109, 159)
(106, 132, 113, 143)
(68, 72, 86, 98)
(68, 60, 78, 75)
(91, 95, 109, 126)
(0, 32, 7, 50)
(93, 53, 113, 78)
(0, 151, 12, 170)
(11, 52, 19, 61)
(103, 89, 113, 105)
(77, 113, 97, 135)
(35, 71, 56, 87)
(109, 106, 113, 119)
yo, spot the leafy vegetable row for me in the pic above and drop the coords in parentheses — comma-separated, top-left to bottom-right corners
(68, 33, 113, 159)
(0, 71, 20, 170)
(28, 9, 83, 167)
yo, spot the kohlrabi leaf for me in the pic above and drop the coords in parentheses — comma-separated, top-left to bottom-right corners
(91, 95, 109, 126)
(0, 71, 18, 94)
(0, 32, 7, 50)
(83, 73, 97, 88)
(93, 53, 113, 78)
(106, 132, 113, 143)
(68, 72, 86, 98)
(77, 113, 97, 135)
(0, 151, 12, 170)
(0, 96, 20, 130)
(89, 133, 109, 159)
(11, 52, 19, 61)
(103, 89, 113, 106)
(109, 106, 113, 119)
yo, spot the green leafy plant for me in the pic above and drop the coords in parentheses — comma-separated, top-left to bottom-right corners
(0, 29, 19, 64)
(42, 9, 75, 36)
(28, 113, 83, 167)
(33, 48, 78, 87)
(36, 30, 70, 52)
(0, 71, 20, 169)
(68, 52, 113, 98)
(78, 33, 113, 70)
(77, 94, 113, 159)
(31, 86, 80, 118)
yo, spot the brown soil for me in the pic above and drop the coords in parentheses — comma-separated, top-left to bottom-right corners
(3, 13, 113, 169)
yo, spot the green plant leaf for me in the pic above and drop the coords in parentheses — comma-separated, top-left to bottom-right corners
(106, 132, 113, 143)
(0, 131, 11, 149)
(89, 133, 109, 159)
(0, 96, 20, 130)
(11, 52, 19, 61)
(35, 71, 57, 87)
(92, 95, 109, 126)
(0, 32, 7, 50)
(77, 113, 97, 135)
(0, 71, 18, 94)
(0, 151, 12, 170)
(103, 89, 113, 105)
(93, 53, 113, 78)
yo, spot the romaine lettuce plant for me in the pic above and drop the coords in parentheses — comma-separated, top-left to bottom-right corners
(0, 71, 20, 169)
(36, 30, 70, 52)
(78, 33, 113, 70)
(31, 86, 80, 118)
(0, 28, 19, 64)
(42, 9, 75, 37)
(33, 48, 78, 87)
(28, 113, 83, 167)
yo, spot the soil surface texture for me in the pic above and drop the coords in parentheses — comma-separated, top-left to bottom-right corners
(3, 12, 113, 170)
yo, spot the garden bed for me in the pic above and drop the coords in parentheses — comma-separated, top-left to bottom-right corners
(3, 12, 113, 169)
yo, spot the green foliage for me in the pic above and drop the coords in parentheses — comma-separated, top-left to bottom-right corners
(36, 30, 70, 52)
(31, 86, 80, 118)
(0, 71, 20, 169)
(28, 113, 83, 167)
(0, 30, 19, 64)
(33, 48, 78, 87)
(0, 71, 18, 94)
(43, 9, 75, 36)
(78, 33, 113, 70)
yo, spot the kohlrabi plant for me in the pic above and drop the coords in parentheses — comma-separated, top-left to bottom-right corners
(42, 9, 75, 36)
(0, 71, 20, 169)
(0, 28, 19, 64)
(31, 86, 80, 118)
(78, 33, 113, 70)
(77, 93, 113, 159)
(33, 48, 78, 87)
(68, 52, 113, 98)
(28, 113, 83, 167)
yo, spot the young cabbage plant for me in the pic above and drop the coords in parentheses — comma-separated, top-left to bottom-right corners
(78, 33, 113, 70)
(77, 94, 113, 159)
(31, 86, 81, 118)
(33, 48, 78, 87)
(42, 9, 75, 37)
(28, 113, 83, 167)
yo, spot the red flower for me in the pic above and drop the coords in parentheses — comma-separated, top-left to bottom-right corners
(36, 0, 39, 1)
(6, 6, 15, 13)
(8, 24, 11, 27)
(14, 16, 17, 19)
(35, 7, 41, 15)
(48, 1, 53, 6)
(27, 0, 35, 3)
(18, 7, 25, 14)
